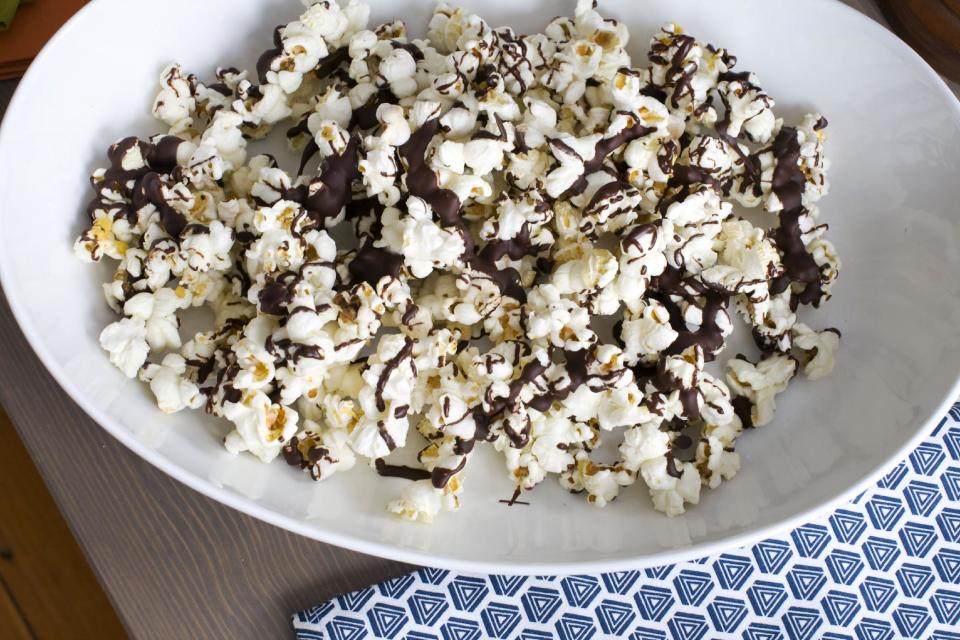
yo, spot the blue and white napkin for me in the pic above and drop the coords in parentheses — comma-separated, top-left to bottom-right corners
(293, 404, 960, 640)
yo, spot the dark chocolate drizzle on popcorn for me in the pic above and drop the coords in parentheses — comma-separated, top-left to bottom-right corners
(85, 135, 189, 238)
(767, 127, 825, 309)
(374, 459, 431, 481)
(394, 118, 528, 303)
(78, 11, 840, 508)
(256, 26, 286, 84)
(373, 336, 415, 413)
(648, 265, 729, 364)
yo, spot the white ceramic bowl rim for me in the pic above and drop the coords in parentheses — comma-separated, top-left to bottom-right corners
(3, 0, 960, 574)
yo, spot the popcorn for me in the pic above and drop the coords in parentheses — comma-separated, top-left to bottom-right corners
(379, 48, 419, 98)
(139, 354, 205, 414)
(74, 211, 133, 262)
(78, 0, 840, 521)
(376, 200, 466, 278)
(99, 317, 150, 378)
(184, 110, 248, 187)
(231, 317, 279, 392)
(550, 243, 618, 297)
(131, 289, 191, 351)
(563, 452, 634, 507)
(180, 220, 235, 272)
(274, 22, 329, 94)
(696, 436, 741, 490)
(282, 418, 357, 480)
(727, 354, 797, 427)
(387, 479, 459, 523)
(792, 323, 840, 380)
(717, 71, 776, 142)
(644, 458, 702, 517)
(525, 284, 596, 350)
(152, 65, 197, 134)
(223, 390, 299, 463)
(621, 299, 679, 365)
(648, 23, 733, 124)
(545, 133, 600, 198)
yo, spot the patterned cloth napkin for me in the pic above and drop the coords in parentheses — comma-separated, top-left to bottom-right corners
(293, 404, 960, 640)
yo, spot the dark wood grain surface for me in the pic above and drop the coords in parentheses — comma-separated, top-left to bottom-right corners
(877, 0, 960, 84)
(0, 2, 955, 638)
(0, 406, 127, 639)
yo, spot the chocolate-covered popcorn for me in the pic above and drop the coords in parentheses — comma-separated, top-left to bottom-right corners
(77, 0, 840, 521)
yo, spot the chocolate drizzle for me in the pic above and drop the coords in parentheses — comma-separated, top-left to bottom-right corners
(390, 40, 424, 61)
(473, 113, 510, 143)
(656, 157, 724, 214)
(87, 136, 188, 236)
(639, 83, 668, 103)
(583, 179, 630, 218)
(649, 265, 729, 362)
(399, 119, 462, 228)
(351, 86, 399, 131)
(649, 32, 696, 110)
(133, 172, 188, 237)
(348, 244, 404, 285)
(400, 304, 418, 327)
(732, 396, 754, 429)
(374, 337, 415, 412)
(621, 223, 658, 253)
(374, 458, 431, 481)
(498, 486, 530, 506)
(639, 356, 702, 421)
(345, 197, 406, 286)
(720, 132, 763, 198)
(767, 127, 824, 308)
(315, 46, 350, 78)
(527, 349, 590, 412)
(281, 435, 332, 476)
(398, 118, 527, 302)
(258, 271, 298, 315)
(377, 420, 397, 450)
(145, 135, 184, 173)
(554, 119, 656, 200)
(480, 222, 548, 263)
(221, 382, 242, 405)
(497, 31, 533, 94)
(265, 332, 327, 367)
(431, 457, 467, 489)
(664, 450, 683, 479)
(256, 26, 285, 84)
(282, 137, 360, 228)
(428, 348, 597, 490)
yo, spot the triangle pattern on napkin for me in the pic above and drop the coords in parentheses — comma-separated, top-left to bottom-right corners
(292, 406, 960, 640)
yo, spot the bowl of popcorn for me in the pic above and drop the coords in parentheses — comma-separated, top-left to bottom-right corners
(1, 0, 959, 572)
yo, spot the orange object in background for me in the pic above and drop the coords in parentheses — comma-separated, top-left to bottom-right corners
(0, 0, 87, 80)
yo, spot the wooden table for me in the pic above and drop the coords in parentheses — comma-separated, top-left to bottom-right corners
(0, 2, 954, 638)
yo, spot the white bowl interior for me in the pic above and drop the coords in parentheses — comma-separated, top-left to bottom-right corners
(2, 0, 960, 573)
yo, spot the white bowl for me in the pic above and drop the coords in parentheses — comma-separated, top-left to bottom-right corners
(2, 0, 960, 574)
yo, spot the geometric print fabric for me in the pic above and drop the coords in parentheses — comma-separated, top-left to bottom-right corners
(295, 404, 960, 639)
